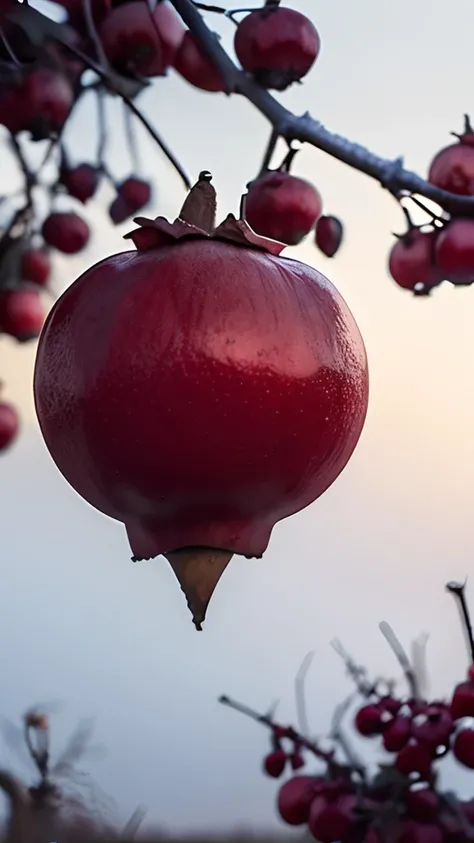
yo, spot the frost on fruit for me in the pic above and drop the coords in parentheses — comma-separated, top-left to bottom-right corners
(34, 172, 368, 630)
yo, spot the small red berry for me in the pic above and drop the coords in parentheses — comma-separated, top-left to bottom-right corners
(290, 752, 305, 771)
(315, 215, 344, 258)
(308, 792, 357, 843)
(379, 696, 403, 715)
(453, 728, 474, 769)
(108, 195, 131, 225)
(277, 775, 318, 825)
(234, 7, 320, 91)
(450, 680, 474, 719)
(395, 741, 433, 778)
(0, 68, 74, 138)
(119, 177, 151, 212)
(20, 249, 51, 287)
(99, 1, 184, 77)
(429, 122, 474, 195)
(382, 715, 412, 752)
(405, 787, 439, 822)
(354, 704, 386, 737)
(0, 400, 19, 452)
(0, 288, 45, 341)
(388, 229, 444, 293)
(435, 219, 474, 286)
(263, 749, 287, 778)
(42, 212, 90, 254)
(173, 31, 224, 92)
(60, 164, 100, 204)
(245, 171, 322, 245)
(412, 704, 453, 748)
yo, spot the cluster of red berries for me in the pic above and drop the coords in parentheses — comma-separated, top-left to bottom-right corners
(389, 116, 474, 296)
(264, 674, 474, 842)
(221, 582, 474, 843)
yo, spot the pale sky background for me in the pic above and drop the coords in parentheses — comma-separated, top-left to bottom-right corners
(2, 0, 474, 833)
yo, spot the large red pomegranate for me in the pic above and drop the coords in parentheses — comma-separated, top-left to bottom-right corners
(34, 172, 369, 629)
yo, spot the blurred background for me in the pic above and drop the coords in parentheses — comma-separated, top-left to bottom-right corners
(2, 0, 474, 833)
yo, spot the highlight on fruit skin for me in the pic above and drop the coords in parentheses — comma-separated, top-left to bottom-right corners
(34, 171, 369, 630)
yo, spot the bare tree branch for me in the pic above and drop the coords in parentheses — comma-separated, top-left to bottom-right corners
(169, 0, 474, 216)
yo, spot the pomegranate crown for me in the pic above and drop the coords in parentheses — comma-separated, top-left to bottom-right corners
(123, 170, 287, 255)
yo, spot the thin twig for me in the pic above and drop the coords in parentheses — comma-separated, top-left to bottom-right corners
(446, 580, 474, 665)
(123, 100, 140, 173)
(218, 695, 334, 763)
(330, 694, 366, 780)
(379, 621, 420, 701)
(294, 651, 314, 738)
(258, 127, 279, 176)
(96, 86, 107, 166)
(58, 41, 192, 189)
(82, 0, 109, 67)
(121, 804, 147, 839)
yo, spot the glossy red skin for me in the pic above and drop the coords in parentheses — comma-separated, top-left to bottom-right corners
(34, 237, 368, 560)
(354, 704, 385, 736)
(382, 715, 411, 752)
(429, 142, 474, 195)
(395, 742, 433, 778)
(245, 172, 322, 246)
(308, 794, 357, 843)
(173, 31, 224, 92)
(0, 288, 45, 340)
(435, 219, 474, 285)
(263, 749, 286, 778)
(120, 178, 151, 210)
(61, 165, 99, 204)
(234, 7, 320, 91)
(315, 215, 344, 258)
(412, 705, 453, 747)
(0, 68, 74, 136)
(388, 230, 443, 291)
(109, 195, 132, 225)
(21, 249, 51, 287)
(99, 1, 185, 77)
(277, 776, 318, 825)
(453, 728, 474, 769)
(451, 680, 474, 719)
(42, 212, 90, 254)
(0, 401, 19, 452)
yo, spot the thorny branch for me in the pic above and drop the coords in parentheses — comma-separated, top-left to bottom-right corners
(170, 0, 474, 216)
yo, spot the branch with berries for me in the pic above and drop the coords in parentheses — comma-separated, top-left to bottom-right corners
(220, 581, 474, 843)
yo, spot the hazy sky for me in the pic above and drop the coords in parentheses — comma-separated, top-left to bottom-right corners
(2, 0, 474, 833)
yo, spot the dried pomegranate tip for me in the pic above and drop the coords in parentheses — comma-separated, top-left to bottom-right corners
(178, 170, 216, 233)
(164, 547, 233, 630)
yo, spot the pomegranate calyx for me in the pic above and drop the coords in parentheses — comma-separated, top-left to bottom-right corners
(164, 547, 233, 629)
(214, 213, 287, 254)
(125, 211, 287, 255)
